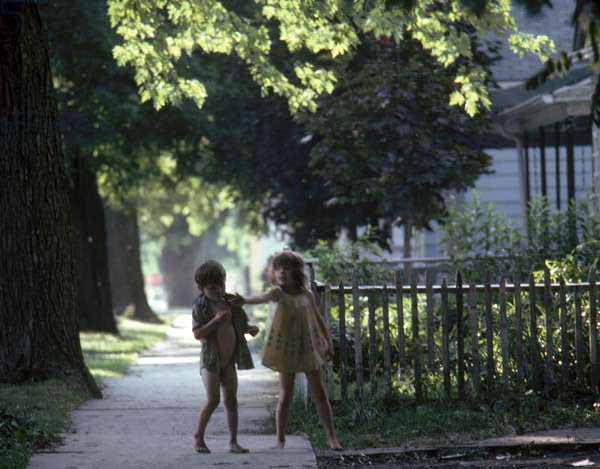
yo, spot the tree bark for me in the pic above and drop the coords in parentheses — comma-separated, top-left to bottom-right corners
(0, 4, 100, 396)
(69, 151, 117, 333)
(106, 205, 162, 323)
(159, 238, 201, 308)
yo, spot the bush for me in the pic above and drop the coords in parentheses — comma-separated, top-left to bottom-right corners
(440, 191, 600, 282)
(306, 230, 394, 285)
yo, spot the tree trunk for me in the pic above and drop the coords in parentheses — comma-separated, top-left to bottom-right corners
(69, 151, 117, 333)
(159, 239, 201, 308)
(0, 4, 100, 396)
(106, 205, 162, 323)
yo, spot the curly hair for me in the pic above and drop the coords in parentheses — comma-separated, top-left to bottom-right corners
(194, 260, 226, 290)
(267, 251, 308, 290)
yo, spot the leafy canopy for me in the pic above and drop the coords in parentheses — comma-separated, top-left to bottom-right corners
(303, 38, 492, 231)
(108, 0, 554, 116)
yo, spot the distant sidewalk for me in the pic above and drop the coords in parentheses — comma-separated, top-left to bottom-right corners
(29, 314, 317, 469)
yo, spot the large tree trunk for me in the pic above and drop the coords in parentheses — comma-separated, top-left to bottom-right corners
(158, 216, 202, 308)
(159, 242, 200, 308)
(106, 205, 162, 323)
(69, 151, 117, 333)
(0, 4, 100, 396)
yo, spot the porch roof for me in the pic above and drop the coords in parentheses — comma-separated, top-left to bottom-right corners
(492, 65, 593, 135)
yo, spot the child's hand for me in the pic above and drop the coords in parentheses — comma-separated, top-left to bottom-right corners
(247, 325, 259, 337)
(213, 307, 231, 324)
(228, 293, 245, 307)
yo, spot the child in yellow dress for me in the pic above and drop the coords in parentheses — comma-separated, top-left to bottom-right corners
(240, 251, 342, 450)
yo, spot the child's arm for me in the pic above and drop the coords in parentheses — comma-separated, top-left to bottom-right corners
(242, 287, 282, 305)
(235, 306, 260, 337)
(193, 309, 228, 340)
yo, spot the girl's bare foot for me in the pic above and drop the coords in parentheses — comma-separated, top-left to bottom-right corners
(194, 436, 210, 453)
(194, 443, 210, 453)
(229, 442, 249, 453)
(327, 438, 342, 450)
(273, 438, 285, 449)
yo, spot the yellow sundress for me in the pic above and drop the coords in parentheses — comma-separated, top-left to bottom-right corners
(262, 290, 328, 373)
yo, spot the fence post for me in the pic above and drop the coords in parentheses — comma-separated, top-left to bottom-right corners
(426, 271, 435, 371)
(529, 273, 541, 390)
(382, 285, 392, 397)
(441, 278, 451, 399)
(589, 271, 598, 394)
(368, 292, 377, 397)
(396, 271, 406, 375)
(468, 282, 480, 397)
(574, 286, 584, 389)
(514, 273, 525, 383)
(484, 271, 494, 393)
(499, 277, 509, 390)
(559, 277, 569, 392)
(411, 275, 423, 402)
(456, 272, 465, 400)
(543, 266, 554, 398)
(352, 270, 364, 403)
(309, 262, 319, 304)
(338, 282, 348, 401)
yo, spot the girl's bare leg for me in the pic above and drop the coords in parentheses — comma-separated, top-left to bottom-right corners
(306, 370, 342, 450)
(276, 372, 296, 448)
(220, 361, 248, 453)
(195, 369, 220, 451)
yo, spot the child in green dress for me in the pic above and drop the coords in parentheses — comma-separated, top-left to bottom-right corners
(241, 251, 342, 450)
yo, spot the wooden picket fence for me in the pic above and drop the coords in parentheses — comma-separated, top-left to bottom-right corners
(312, 268, 600, 405)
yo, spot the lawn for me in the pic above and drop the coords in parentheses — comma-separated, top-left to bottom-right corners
(285, 385, 600, 451)
(0, 315, 174, 469)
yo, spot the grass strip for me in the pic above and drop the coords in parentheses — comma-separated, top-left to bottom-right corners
(286, 387, 600, 451)
(0, 315, 174, 469)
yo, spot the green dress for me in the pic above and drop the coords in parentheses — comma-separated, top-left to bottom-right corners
(262, 290, 328, 373)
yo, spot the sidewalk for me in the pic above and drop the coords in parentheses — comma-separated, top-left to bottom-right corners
(29, 314, 317, 469)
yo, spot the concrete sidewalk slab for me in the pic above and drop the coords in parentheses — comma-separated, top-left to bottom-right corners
(29, 313, 317, 469)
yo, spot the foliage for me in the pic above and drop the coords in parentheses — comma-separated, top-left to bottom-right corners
(303, 37, 492, 233)
(440, 191, 522, 277)
(198, 34, 495, 249)
(306, 231, 392, 285)
(287, 385, 600, 450)
(440, 191, 600, 281)
(197, 91, 353, 249)
(99, 151, 239, 240)
(543, 195, 600, 281)
(107, 0, 554, 117)
(45, 0, 207, 178)
(46, 0, 262, 249)
(0, 381, 88, 469)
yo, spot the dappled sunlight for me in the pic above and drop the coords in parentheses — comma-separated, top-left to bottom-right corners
(80, 317, 171, 380)
(89, 368, 123, 379)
